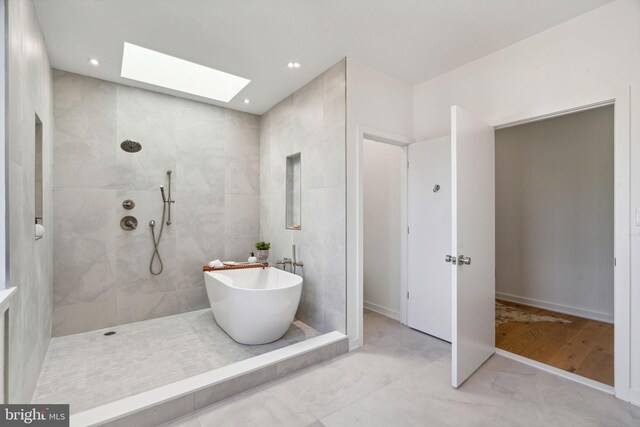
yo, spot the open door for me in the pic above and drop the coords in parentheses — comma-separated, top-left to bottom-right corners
(449, 105, 495, 388)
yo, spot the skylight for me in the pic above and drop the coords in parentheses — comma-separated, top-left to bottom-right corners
(121, 42, 250, 103)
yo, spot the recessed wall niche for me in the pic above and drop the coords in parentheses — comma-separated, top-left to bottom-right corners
(286, 152, 301, 230)
(35, 114, 43, 226)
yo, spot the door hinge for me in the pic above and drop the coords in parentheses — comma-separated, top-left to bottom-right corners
(407, 226, 410, 234)
(407, 291, 410, 299)
(407, 161, 410, 169)
(614, 257, 617, 267)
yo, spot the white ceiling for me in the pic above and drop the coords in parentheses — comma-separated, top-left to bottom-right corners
(34, 0, 612, 115)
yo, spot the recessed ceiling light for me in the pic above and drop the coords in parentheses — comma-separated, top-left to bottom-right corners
(121, 42, 250, 103)
(287, 62, 301, 69)
(88, 58, 99, 66)
(243, 99, 250, 104)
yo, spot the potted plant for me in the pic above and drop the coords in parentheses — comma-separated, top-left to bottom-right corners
(255, 241, 271, 263)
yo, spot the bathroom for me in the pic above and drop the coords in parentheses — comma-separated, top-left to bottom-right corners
(3, 0, 640, 426)
(4, 0, 348, 423)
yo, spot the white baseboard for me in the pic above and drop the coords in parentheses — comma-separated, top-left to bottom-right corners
(496, 292, 614, 324)
(364, 300, 400, 321)
(495, 349, 614, 395)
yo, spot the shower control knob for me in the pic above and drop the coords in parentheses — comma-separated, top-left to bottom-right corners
(122, 199, 135, 210)
(120, 216, 138, 231)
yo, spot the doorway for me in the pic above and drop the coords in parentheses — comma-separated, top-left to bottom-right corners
(349, 94, 630, 400)
(494, 105, 615, 386)
(362, 138, 405, 321)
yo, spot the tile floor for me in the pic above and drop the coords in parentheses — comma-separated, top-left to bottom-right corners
(163, 310, 640, 427)
(32, 309, 319, 413)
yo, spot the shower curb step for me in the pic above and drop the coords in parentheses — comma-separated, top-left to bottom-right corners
(70, 331, 348, 427)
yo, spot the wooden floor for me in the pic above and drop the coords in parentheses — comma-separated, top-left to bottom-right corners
(495, 300, 614, 386)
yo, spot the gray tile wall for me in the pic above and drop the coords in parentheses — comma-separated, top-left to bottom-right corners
(6, 0, 54, 403)
(259, 60, 346, 333)
(52, 71, 260, 336)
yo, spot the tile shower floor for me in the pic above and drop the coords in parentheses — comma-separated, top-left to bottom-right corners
(32, 309, 320, 413)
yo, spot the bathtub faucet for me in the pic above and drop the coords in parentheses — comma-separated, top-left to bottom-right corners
(275, 257, 292, 272)
(292, 245, 304, 274)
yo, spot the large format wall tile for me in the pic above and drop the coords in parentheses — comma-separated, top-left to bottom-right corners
(53, 188, 117, 310)
(175, 191, 225, 290)
(225, 194, 260, 261)
(52, 71, 117, 189)
(53, 72, 260, 334)
(260, 60, 347, 334)
(7, 0, 54, 403)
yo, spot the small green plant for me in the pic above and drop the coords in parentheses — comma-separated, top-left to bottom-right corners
(255, 241, 271, 250)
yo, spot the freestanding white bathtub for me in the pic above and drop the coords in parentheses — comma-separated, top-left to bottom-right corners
(204, 267, 303, 345)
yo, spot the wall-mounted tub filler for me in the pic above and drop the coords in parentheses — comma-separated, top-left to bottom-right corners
(149, 170, 175, 275)
(276, 244, 304, 274)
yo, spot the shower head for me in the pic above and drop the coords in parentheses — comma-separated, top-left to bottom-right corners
(120, 139, 142, 153)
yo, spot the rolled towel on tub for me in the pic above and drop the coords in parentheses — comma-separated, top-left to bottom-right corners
(207, 259, 224, 269)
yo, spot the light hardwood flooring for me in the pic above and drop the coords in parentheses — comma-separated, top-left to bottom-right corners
(496, 299, 614, 386)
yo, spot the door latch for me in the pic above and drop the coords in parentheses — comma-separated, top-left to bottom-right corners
(445, 255, 471, 265)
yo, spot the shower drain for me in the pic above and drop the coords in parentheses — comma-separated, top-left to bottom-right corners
(103, 331, 116, 336)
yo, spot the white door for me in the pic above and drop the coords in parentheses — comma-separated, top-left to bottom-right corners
(450, 105, 495, 388)
(407, 137, 452, 342)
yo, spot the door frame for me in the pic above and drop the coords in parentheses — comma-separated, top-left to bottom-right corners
(492, 90, 631, 402)
(347, 125, 412, 350)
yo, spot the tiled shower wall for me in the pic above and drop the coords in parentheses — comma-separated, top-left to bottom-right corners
(260, 60, 346, 333)
(52, 71, 260, 336)
(6, 0, 54, 403)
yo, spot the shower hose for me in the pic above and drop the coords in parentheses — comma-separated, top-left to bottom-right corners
(149, 202, 167, 275)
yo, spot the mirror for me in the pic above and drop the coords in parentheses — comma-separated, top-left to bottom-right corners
(286, 153, 301, 230)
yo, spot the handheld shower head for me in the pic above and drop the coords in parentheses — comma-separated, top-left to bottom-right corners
(160, 185, 167, 203)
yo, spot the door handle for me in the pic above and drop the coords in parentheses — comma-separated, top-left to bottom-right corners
(445, 255, 457, 265)
(458, 255, 471, 265)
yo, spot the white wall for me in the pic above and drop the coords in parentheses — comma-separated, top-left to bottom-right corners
(496, 106, 614, 322)
(412, 0, 640, 400)
(346, 59, 414, 347)
(363, 139, 403, 319)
